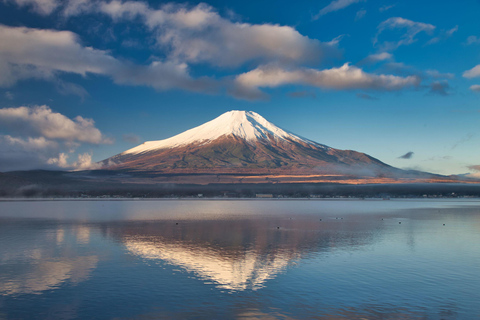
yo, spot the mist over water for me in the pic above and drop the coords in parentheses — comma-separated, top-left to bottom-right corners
(0, 199, 479, 319)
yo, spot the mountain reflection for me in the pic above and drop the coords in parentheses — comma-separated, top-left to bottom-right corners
(0, 221, 98, 296)
(103, 216, 384, 291)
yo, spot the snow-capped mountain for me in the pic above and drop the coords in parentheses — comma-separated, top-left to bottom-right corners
(102, 110, 392, 174)
(123, 110, 325, 154)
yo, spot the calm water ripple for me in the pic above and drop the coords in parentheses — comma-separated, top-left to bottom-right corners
(0, 199, 479, 319)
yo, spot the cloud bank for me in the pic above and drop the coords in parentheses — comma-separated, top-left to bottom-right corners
(0, 105, 110, 171)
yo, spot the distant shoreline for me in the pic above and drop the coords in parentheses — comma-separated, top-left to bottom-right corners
(1, 197, 479, 202)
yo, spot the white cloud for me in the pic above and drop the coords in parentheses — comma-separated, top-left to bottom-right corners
(98, 2, 336, 67)
(374, 17, 436, 51)
(463, 65, 480, 78)
(5, 0, 59, 15)
(0, 24, 215, 94)
(360, 52, 393, 65)
(48, 152, 101, 170)
(47, 152, 69, 167)
(314, 0, 365, 19)
(232, 63, 420, 100)
(0, 105, 111, 144)
(62, 0, 94, 17)
(72, 152, 102, 170)
(0, 24, 118, 86)
(470, 84, 480, 92)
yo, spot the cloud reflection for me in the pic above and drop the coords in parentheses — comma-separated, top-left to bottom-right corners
(0, 222, 98, 296)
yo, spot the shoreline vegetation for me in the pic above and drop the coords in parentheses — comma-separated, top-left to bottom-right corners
(1, 182, 480, 200)
(2, 170, 480, 199)
(1, 197, 480, 201)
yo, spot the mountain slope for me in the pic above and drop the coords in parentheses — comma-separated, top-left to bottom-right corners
(101, 110, 395, 175)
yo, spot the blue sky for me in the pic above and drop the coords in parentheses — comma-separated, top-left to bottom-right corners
(0, 0, 479, 176)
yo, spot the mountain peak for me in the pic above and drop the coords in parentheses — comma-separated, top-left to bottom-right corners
(122, 110, 319, 155)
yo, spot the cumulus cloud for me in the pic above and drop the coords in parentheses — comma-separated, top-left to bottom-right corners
(374, 17, 436, 51)
(463, 65, 480, 78)
(0, 105, 111, 144)
(314, 0, 365, 19)
(98, 2, 336, 68)
(232, 63, 420, 100)
(470, 84, 480, 92)
(0, 24, 216, 94)
(398, 151, 414, 159)
(0, 105, 113, 171)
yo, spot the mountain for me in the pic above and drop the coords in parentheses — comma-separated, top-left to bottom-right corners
(101, 110, 396, 176)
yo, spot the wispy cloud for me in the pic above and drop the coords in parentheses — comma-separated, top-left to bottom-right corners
(425, 25, 458, 45)
(122, 133, 142, 144)
(355, 9, 366, 21)
(379, 4, 396, 12)
(287, 91, 316, 99)
(356, 93, 378, 100)
(4, 0, 59, 15)
(314, 0, 366, 19)
(451, 133, 474, 150)
(466, 35, 480, 45)
(374, 17, 435, 51)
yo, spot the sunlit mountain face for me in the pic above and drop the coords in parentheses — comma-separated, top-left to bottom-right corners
(101, 110, 393, 175)
(98, 110, 474, 185)
(102, 217, 383, 291)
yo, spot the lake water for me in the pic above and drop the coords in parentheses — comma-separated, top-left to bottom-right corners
(0, 199, 479, 319)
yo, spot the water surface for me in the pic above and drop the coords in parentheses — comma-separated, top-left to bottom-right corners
(1, 199, 479, 319)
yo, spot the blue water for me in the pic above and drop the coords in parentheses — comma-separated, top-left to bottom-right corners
(0, 199, 479, 319)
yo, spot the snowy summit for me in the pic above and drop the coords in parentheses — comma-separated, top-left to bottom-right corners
(123, 110, 322, 155)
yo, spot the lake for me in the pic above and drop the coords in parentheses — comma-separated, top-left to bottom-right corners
(0, 199, 479, 319)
